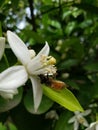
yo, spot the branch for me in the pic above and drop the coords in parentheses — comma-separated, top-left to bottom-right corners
(28, 0, 36, 31)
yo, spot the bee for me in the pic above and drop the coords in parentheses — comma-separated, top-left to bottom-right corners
(39, 74, 67, 90)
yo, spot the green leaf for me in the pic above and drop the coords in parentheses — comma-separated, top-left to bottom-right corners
(0, 87, 23, 112)
(8, 122, 18, 130)
(24, 89, 53, 114)
(42, 85, 83, 112)
(54, 111, 73, 130)
(0, 123, 7, 130)
(59, 59, 78, 70)
(65, 21, 77, 36)
(84, 63, 98, 72)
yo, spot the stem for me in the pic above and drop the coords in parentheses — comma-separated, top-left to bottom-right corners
(28, 0, 36, 31)
(58, 0, 65, 36)
(0, 22, 2, 37)
(3, 53, 9, 67)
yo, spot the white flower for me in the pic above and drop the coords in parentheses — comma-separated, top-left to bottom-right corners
(0, 37, 27, 99)
(45, 110, 59, 120)
(0, 37, 5, 60)
(7, 30, 56, 112)
(0, 66, 28, 99)
(68, 109, 91, 130)
(85, 121, 98, 130)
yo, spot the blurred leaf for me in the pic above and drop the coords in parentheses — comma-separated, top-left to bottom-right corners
(0, 57, 8, 72)
(65, 21, 77, 36)
(81, 0, 98, 7)
(10, 103, 52, 130)
(8, 122, 18, 130)
(11, 0, 20, 9)
(54, 111, 73, 130)
(42, 85, 84, 112)
(66, 80, 79, 90)
(75, 3, 98, 14)
(92, 80, 98, 98)
(48, 20, 61, 29)
(5, 49, 17, 66)
(0, 87, 23, 112)
(21, 29, 45, 44)
(59, 59, 78, 70)
(24, 89, 53, 114)
(0, 123, 7, 130)
(84, 63, 98, 72)
(79, 19, 93, 29)
(60, 38, 84, 59)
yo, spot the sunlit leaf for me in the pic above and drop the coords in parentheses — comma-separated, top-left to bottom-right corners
(0, 123, 6, 130)
(8, 122, 18, 130)
(42, 85, 83, 112)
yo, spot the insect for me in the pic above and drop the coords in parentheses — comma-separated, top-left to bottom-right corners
(39, 74, 67, 90)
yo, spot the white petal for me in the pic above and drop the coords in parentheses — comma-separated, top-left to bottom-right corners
(0, 37, 5, 60)
(96, 124, 98, 130)
(27, 43, 50, 74)
(30, 76, 42, 112)
(36, 42, 50, 58)
(0, 66, 28, 89)
(85, 122, 96, 130)
(27, 58, 42, 75)
(7, 30, 30, 65)
(82, 109, 91, 116)
(82, 117, 89, 127)
(0, 88, 18, 99)
(74, 120, 79, 130)
(68, 116, 75, 123)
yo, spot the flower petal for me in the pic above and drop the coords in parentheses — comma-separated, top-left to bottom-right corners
(82, 117, 89, 127)
(85, 122, 96, 130)
(27, 58, 42, 74)
(68, 116, 75, 123)
(0, 66, 28, 89)
(30, 76, 42, 112)
(74, 120, 79, 130)
(81, 109, 91, 116)
(36, 42, 50, 57)
(0, 88, 18, 99)
(0, 37, 5, 60)
(7, 30, 30, 65)
(27, 43, 50, 74)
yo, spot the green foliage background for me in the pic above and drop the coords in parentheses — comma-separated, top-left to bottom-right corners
(0, 0, 98, 129)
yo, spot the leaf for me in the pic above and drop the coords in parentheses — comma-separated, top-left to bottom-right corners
(8, 122, 18, 130)
(59, 59, 78, 70)
(42, 85, 83, 112)
(0, 123, 7, 130)
(54, 111, 73, 130)
(24, 89, 53, 114)
(0, 87, 23, 112)
(84, 63, 98, 72)
(65, 21, 77, 36)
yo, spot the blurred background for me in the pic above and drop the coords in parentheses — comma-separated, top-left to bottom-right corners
(0, 0, 98, 130)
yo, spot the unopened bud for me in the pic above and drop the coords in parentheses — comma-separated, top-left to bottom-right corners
(29, 49, 36, 59)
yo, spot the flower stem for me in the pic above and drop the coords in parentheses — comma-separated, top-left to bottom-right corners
(3, 53, 9, 67)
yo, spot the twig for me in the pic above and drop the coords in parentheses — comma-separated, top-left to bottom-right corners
(28, 0, 36, 31)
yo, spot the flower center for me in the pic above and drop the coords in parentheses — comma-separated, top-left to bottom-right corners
(40, 55, 57, 75)
(41, 55, 56, 65)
